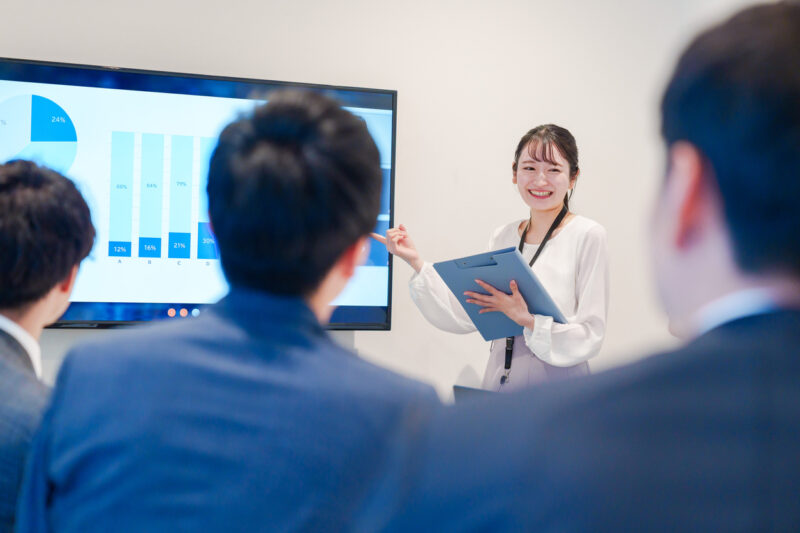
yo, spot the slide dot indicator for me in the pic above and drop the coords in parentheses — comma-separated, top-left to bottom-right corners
(191, 309, 200, 318)
(167, 308, 176, 318)
(179, 308, 189, 318)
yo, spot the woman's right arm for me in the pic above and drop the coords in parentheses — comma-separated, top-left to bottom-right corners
(372, 225, 476, 334)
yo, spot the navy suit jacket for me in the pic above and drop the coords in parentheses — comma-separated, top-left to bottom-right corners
(15, 289, 438, 533)
(0, 329, 48, 533)
(357, 310, 800, 531)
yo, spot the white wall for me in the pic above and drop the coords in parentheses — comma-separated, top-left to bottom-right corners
(2, 0, 753, 397)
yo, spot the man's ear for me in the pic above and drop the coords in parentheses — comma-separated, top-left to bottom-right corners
(666, 141, 709, 249)
(58, 264, 80, 295)
(339, 236, 369, 279)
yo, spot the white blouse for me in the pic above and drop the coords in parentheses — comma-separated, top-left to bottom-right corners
(409, 215, 609, 390)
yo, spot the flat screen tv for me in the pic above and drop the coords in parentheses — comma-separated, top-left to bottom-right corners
(0, 57, 395, 329)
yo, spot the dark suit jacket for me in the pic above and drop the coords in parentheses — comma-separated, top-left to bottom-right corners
(0, 329, 48, 533)
(357, 310, 800, 531)
(15, 289, 438, 533)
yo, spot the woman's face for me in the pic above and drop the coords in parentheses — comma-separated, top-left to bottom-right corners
(512, 142, 576, 213)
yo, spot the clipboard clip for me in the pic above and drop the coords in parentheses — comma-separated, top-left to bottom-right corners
(455, 254, 500, 269)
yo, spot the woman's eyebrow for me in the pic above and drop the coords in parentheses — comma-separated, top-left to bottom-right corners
(519, 157, 560, 167)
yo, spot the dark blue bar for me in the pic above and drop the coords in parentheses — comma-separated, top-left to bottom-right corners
(108, 241, 131, 257)
(197, 222, 219, 260)
(168, 232, 191, 259)
(138, 237, 161, 258)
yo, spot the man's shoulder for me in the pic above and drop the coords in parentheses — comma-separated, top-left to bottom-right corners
(307, 340, 439, 404)
(66, 312, 230, 366)
(61, 312, 437, 405)
(0, 355, 49, 452)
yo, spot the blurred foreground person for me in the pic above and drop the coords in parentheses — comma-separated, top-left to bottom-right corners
(356, 3, 800, 531)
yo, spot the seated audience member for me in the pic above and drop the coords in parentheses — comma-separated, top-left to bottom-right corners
(15, 90, 438, 533)
(354, 2, 800, 531)
(0, 161, 94, 533)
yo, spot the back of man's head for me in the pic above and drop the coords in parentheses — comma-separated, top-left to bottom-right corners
(661, 1, 800, 276)
(0, 160, 95, 310)
(208, 90, 382, 296)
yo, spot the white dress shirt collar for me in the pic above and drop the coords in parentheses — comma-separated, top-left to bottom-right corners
(691, 288, 780, 338)
(0, 313, 42, 378)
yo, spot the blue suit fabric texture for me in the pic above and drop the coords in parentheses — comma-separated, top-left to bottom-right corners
(356, 310, 800, 532)
(0, 329, 48, 533)
(15, 289, 438, 533)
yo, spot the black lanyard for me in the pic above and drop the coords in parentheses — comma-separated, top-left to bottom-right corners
(501, 204, 568, 386)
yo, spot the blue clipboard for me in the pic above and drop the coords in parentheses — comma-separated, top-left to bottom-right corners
(433, 247, 567, 341)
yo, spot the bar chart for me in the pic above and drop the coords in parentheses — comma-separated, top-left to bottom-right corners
(107, 132, 219, 261)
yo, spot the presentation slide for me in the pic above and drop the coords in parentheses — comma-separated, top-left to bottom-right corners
(0, 70, 394, 325)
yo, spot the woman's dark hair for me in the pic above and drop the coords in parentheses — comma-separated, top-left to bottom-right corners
(208, 90, 382, 296)
(513, 124, 579, 209)
(0, 160, 95, 309)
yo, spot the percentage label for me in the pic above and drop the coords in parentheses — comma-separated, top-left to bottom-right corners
(51, 116, 66, 124)
(144, 244, 156, 251)
(176, 181, 187, 187)
(146, 183, 157, 189)
(173, 242, 186, 249)
(115, 184, 128, 190)
(113, 246, 126, 253)
(202, 238, 215, 245)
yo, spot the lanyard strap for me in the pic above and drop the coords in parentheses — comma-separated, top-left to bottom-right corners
(503, 205, 569, 379)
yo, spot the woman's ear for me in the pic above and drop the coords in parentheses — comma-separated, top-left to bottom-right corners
(570, 169, 580, 189)
(512, 162, 518, 184)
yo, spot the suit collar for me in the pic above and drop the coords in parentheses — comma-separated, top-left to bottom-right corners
(0, 314, 40, 377)
(0, 328, 37, 376)
(691, 288, 783, 338)
(693, 307, 800, 340)
(213, 287, 325, 337)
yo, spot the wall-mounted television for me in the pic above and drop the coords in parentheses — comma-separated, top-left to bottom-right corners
(0, 57, 395, 329)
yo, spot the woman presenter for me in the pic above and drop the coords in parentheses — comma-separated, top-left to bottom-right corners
(375, 125, 609, 391)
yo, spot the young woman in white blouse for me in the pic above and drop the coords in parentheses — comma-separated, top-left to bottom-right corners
(374, 124, 609, 392)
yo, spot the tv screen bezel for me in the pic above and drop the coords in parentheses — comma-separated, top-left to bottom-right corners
(0, 56, 396, 331)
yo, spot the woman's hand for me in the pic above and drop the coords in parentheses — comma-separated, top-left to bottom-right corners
(464, 279, 535, 329)
(370, 224, 424, 273)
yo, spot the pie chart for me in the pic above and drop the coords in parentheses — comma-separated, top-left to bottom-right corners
(0, 94, 77, 173)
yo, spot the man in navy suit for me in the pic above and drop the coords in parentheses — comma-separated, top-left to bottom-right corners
(15, 91, 438, 532)
(355, 3, 800, 531)
(0, 161, 94, 533)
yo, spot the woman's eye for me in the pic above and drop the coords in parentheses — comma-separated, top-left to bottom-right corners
(549, 169, 560, 173)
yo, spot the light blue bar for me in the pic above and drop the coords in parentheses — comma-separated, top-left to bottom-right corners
(139, 134, 164, 239)
(198, 137, 216, 222)
(169, 135, 193, 233)
(109, 132, 134, 244)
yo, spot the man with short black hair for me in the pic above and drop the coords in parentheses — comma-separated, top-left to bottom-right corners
(16, 90, 438, 533)
(0, 160, 94, 533)
(354, 2, 800, 530)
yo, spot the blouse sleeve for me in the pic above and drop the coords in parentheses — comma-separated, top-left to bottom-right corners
(407, 225, 509, 335)
(408, 262, 476, 334)
(522, 224, 609, 367)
